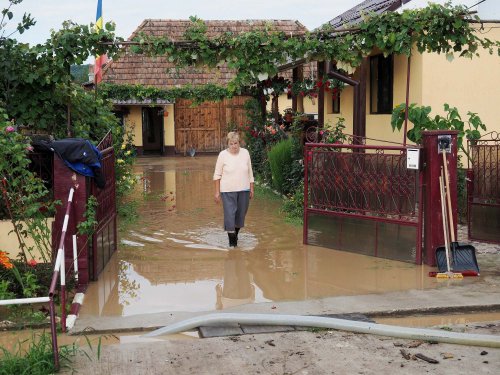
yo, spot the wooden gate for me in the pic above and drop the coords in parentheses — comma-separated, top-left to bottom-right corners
(174, 96, 250, 153)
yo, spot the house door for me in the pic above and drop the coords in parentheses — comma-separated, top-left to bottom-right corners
(142, 107, 164, 155)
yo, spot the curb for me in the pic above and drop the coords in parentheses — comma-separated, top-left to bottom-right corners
(66, 292, 85, 330)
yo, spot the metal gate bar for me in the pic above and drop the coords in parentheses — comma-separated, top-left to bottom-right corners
(304, 143, 423, 264)
(468, 135, 500, 244)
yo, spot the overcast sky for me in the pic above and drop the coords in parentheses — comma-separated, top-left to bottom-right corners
(7, 0, 495, 46)
(8, 0, 360, 45)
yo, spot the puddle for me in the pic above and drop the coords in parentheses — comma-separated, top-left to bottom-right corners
(79, 156, 466, 318)
(0, 329, 197, 353)
(375, 311, 500, 328)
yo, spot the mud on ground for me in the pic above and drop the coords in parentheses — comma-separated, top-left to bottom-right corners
(66, 321, 500, 375)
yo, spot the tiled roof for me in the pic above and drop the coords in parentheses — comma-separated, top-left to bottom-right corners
(326, 0, 413, 29)
(103, 20, 308, 88)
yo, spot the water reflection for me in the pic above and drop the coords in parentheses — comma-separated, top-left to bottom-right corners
(216, 250, 256, 310)
(80, 156, 440, 318)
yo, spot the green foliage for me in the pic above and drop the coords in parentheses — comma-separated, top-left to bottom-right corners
(0, 260, 52, 299)
(290, 77, 346, 101)
(0, 108, 55, 263)
(281, 181, 304, 225)
(132, 3, 499, 93)
(0, 1, 36, 39)
(100, 82, 233, 106)
(391, 103, 487, 155)
(321, 117, 347, 144)
(0, 1, 122, 135)
(0, 280, 15, 300)
(70, 64, 90, 84)
(0, 332, 78, 375)
(77, 196, 98, 237)
(268, 138, 293, 194)
(457, 167, 468, 224)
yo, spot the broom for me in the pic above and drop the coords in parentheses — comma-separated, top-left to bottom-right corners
(435, 170, 463, 279)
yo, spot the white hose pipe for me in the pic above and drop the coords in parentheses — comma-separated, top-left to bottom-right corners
(144, 313, 500, 348)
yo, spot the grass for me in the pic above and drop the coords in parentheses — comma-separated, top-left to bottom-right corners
(0, 331, 74, 374)
(0, 331, 103, 374)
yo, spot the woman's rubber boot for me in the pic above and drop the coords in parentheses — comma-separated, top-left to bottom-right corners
(228, 232, 237, 247)
(235, 228, 240, 246)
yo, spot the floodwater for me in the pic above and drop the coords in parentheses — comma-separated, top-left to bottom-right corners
(79, 156, 456, 318)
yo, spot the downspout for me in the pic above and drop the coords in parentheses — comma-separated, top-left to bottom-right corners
(403, 55, 411, 146)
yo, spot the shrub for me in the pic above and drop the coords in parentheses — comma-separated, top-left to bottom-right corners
(268, 138, 293, 194)
(281, 182, 304, 225)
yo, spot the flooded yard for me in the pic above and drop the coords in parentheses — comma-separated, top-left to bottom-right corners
(79, 156, 450, 318)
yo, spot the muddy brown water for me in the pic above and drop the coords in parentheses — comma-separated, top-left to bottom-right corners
(75, 155, 462, 318)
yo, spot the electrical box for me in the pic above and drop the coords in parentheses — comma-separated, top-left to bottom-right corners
(407, 148, 420, 170)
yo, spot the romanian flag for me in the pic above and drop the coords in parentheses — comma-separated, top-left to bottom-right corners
(94, 0, 107, 84)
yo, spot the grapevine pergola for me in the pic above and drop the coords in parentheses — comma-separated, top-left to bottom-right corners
(99, 3, 499, 142)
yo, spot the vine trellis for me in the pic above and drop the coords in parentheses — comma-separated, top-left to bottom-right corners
(106, 3, 500, 100)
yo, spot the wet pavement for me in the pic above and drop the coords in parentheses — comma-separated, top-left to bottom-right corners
(72, 155, 500, 333)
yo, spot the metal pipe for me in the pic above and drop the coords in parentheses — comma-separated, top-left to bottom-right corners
(73, 235, 79, 283)
(49, 297, 60, 370)
(144, 313, 500, 348)
(403, 55, 411, 146)
(0, 297, 50, 305)
(61, 245, 66, 333)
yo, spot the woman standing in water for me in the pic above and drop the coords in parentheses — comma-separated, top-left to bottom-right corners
(213, 132, 254, 247)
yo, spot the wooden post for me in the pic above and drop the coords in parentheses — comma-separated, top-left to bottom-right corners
(317, 61, 325, 128)
(292, 67, 299, 113)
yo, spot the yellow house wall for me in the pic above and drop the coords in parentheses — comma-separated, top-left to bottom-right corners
(265, 94, 294, 114)
(0, 219, 54, 261)
(125, 106, 143, 147)
(420, 25, 500, 134)
(123, 104, 175, 148)
(325, 85, 355, 135)
(164, 104, 175, 146)
(302, 96, 318, 115)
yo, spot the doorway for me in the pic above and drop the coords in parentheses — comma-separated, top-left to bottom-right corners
(142, 107, 164, 155)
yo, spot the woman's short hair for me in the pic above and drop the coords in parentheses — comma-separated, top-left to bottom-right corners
(227, 131, 240, 144)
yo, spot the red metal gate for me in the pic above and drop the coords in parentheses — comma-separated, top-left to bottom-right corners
(304, 142, 423, 263)
(89, 131, 117, 280)
(467, 134, 500, 244)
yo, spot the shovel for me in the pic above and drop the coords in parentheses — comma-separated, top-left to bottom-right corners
(436, 144, 480, 274)
(435, 172, 463, 279)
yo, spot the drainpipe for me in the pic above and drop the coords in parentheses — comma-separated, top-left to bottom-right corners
(403, 55, 411, 146)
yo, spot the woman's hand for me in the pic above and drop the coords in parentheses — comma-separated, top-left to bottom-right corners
(214, 192, 221, 204)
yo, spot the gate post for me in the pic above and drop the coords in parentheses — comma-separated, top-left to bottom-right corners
(422, 130, 459, 266)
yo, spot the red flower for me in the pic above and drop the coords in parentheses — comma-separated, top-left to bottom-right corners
(28, 259, 38, 267)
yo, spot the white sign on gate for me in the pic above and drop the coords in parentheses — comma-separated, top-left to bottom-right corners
(406, 148, 420, 170)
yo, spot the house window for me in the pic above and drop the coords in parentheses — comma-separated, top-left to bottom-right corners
(370, 54, 393, 114)
(332, 94, 340, 114)
(326, 90, 341, 114)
